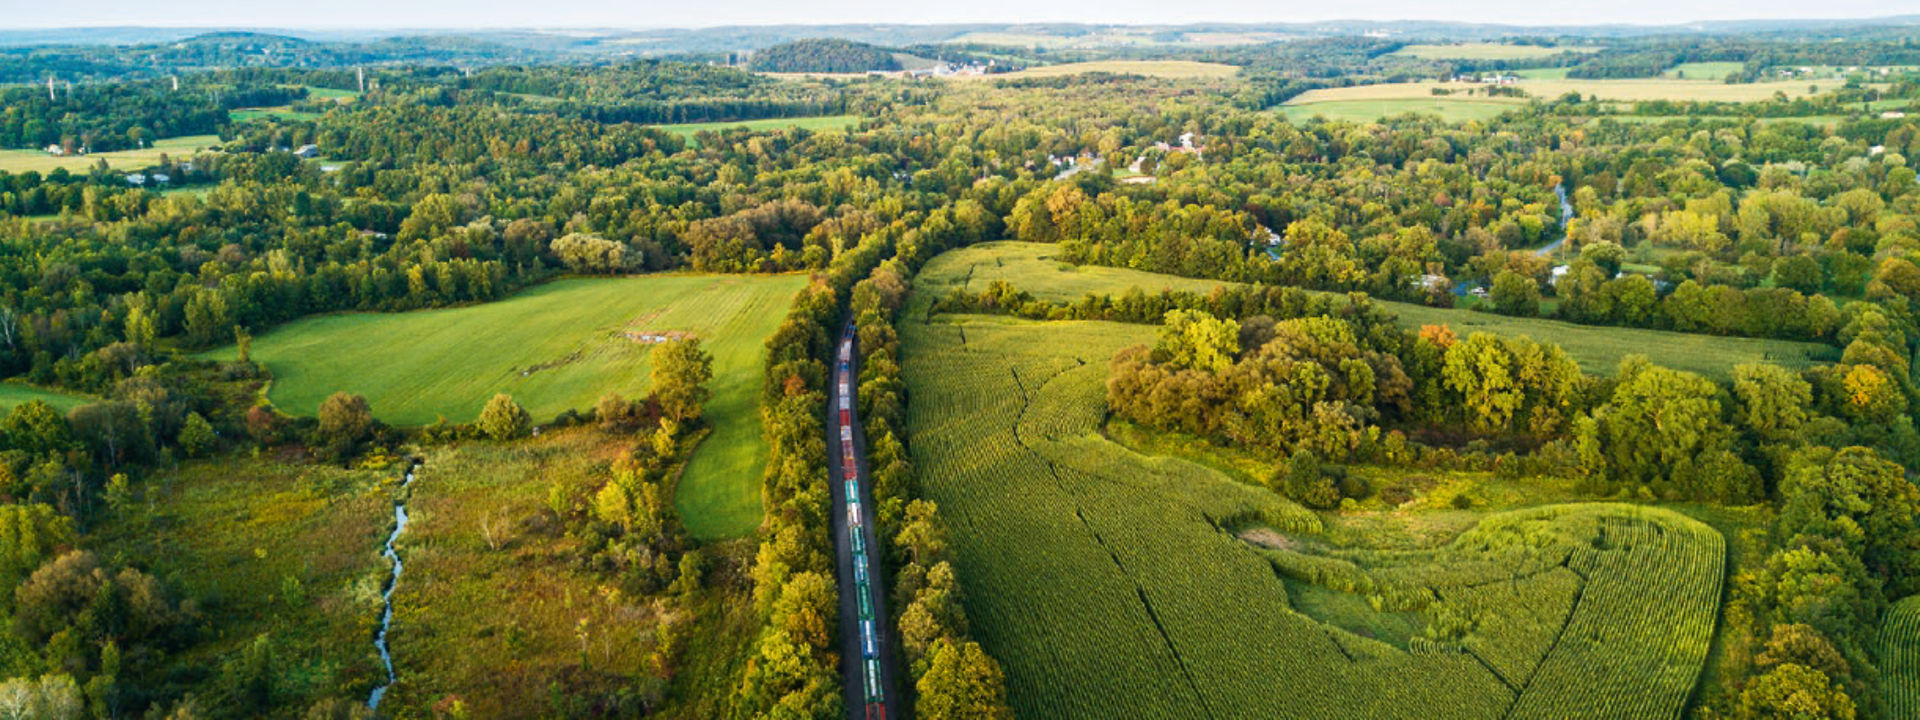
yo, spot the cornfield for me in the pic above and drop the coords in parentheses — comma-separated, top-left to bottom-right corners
(902, 313, 1725, 719)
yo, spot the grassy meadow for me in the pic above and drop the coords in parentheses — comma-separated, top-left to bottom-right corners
(94, 455, 404, 710)
(918, 241, 1831, 379)
(0, 134, 220, 174)
(384, 429, 756, 717)
(1278, 98, 1521, 123)
(654, 115, 859, 147)
(0, 381, 90, 413)
(900, 311, 1725, 719)
(206, 274, 807, 539)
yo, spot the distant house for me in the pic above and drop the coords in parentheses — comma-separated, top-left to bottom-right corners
(293, 144, 320, 159)
(1882, 111, 1908, 120)
(150, 173, 170, 184)
(44, 145, 64, 156)
(1411, 273, 1450, 291)
(124, 173, 146, 186)
(1549, 265, 1571, 286)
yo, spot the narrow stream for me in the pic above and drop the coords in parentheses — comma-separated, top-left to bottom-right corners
(367, 463, 417, 712)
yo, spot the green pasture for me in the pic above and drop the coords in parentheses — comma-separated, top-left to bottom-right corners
(0, 134, 220, 174)
(654, 115, 859, 147)
(1278, 98, 1522, 124)
(205, 274, 806, 539)
(0, 382, 90, 413)
(918, 241, 1832, 380)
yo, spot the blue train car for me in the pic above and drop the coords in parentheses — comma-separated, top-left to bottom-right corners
(854, 554, 868, 584)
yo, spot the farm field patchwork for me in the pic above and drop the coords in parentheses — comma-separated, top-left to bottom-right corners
(205, 274, 807, 539)
(1391, 43, 1598, 60)
(1287, 78, 1851, 107)
(919, 242, 1832, 379)
(900, 311, 1726, 719)
(0, 134, 220, 174)
(988, 60, 1242, 80)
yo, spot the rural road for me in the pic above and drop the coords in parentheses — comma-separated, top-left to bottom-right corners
(828, 323, 903, 720)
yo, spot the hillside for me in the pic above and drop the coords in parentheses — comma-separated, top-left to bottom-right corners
(749, 38, 903, 73)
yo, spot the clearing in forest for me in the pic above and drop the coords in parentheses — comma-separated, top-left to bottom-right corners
(901, 311, 1725, 719)
(917, 242, 1832, 380)
(206, 274, 807, 539)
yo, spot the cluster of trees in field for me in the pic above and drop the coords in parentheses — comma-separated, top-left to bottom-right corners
(749, 39, 903, 74)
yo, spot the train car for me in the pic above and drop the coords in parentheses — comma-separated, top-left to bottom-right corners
(839, 393, 850, 411)
(838, 381, 849, 398)
(857, 583, 872, 619)
(852, 530, 865, 555)
(838, 340, 851, 363)
(840, 426, 853, 443)
(861, 619, 877, 658)
(849, 500, 861, 526)
(854, 554, 868, 584)
(865, 659, 884, 703)
(846, 479, 859, 500)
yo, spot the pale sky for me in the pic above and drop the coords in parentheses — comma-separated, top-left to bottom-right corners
(6, 0, 1916, 30)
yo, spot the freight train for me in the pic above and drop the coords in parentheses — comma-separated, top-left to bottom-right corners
(838, 328, 886, 720)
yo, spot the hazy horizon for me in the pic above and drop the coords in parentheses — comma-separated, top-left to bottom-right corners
(5, 0, 1917, 32)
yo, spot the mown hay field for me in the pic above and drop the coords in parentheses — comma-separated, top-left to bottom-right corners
(207, 274, 806, 539)
(900, 310, 1725, 719)
(918, 242, 1831, 380)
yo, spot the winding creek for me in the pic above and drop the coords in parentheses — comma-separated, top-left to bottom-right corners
(367, 463, 418, 712)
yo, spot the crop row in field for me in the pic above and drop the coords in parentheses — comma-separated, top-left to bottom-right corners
(206, 274, 807, 539)
(1884, 596, 1920, 718)
(915, 241, 1831, 380)
(901, 311, 1726, 719)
